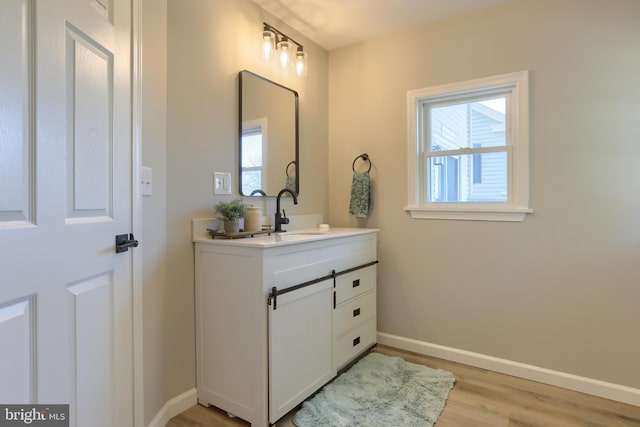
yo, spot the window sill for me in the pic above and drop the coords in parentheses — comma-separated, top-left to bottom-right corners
(404, 205, 533, 222)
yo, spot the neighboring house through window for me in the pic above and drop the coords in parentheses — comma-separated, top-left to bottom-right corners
(241, 118, 267, 195)
(405, 71, 532, 221)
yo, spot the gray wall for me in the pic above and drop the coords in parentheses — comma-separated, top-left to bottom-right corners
(328, 0, 640, 388)
(142, 0, 640, 422)
(140, 0, 329, 424)
(140, 0, 169, 423)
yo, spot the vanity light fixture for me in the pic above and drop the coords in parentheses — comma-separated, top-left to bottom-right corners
(261, 23, 307, 77)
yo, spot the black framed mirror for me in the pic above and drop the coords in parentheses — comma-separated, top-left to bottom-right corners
(239, 70, 299, 197)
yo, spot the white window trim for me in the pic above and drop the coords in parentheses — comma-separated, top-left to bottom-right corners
(405, 71, 532, 222)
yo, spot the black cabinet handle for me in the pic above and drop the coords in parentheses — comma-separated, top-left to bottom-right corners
(353, 336, 360, 347)
(353, 308, 360, 317)
(352, 279, 360, 288)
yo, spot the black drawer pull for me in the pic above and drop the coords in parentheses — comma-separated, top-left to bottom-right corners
(353, 308, 361, 317)
(352, 279, 360, 288)
(353, 336, 360, 347)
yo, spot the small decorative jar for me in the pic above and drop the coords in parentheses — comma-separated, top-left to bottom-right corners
(244, 205, 262, 232)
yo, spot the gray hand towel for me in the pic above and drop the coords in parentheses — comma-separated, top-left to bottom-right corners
(349, 171, 372, 218)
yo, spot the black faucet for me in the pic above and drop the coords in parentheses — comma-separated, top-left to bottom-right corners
(274, 188, 298, 232)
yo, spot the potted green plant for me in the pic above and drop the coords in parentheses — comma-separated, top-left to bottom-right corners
(215, 199, 248, 233)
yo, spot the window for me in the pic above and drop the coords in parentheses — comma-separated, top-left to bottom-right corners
(405, 71, 532, 221)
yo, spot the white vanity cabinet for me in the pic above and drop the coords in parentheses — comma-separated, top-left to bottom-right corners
(193, 227, 377, 427)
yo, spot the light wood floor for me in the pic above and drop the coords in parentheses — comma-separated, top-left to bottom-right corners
(167, 345, 640, 427)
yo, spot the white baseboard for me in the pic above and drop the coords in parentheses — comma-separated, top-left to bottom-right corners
(147, 388, 198, 427)
(377, 332, 640, 407)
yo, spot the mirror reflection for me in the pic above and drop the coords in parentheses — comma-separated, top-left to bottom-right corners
(239, 70, 298, 197)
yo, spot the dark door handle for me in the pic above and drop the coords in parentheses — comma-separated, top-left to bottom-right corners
(116, 233, 139, 253)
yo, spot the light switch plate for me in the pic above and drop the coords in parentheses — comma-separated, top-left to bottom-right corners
(214, 172, 232, 195)
(141, 166, 152, 196)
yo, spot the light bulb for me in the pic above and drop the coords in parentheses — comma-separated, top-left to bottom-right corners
(277, 39, 290, 68)
(261, 30, 275, 60)
(295, 50, 307, 76)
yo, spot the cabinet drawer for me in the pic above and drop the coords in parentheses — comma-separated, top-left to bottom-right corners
(269, 234, 376, 292)
(334, 290, 376, 337)
(334, 318, 376, 371)
(335, 265, 376, 305)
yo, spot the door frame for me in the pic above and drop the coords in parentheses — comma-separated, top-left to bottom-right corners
(131, 0, 143, 425)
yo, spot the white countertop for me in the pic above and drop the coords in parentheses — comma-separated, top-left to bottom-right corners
(192, 218, 377, 247)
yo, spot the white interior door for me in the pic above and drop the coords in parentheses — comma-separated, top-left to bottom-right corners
(0, 1, 134, 426)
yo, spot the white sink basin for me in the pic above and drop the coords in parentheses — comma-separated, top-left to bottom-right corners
(287, 231, 329, 236)
(272, 232, 326, 241)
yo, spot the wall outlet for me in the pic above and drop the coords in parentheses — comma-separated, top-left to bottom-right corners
(214, 172, 232, 195)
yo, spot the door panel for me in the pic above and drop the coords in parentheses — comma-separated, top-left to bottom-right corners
(67, 273, 114, 427)
(90, 0, 113, 22)
(268, 280, 335, 423)
(0, 297, 35, 404)
(65, 23, 113, 219)
(0, 0, 33, 225)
